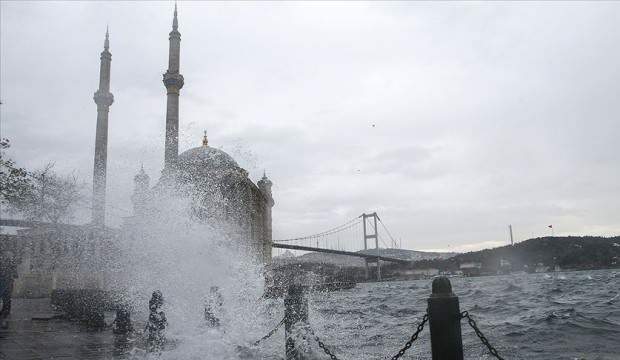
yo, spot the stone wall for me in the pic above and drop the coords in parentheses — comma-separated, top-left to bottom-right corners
(1, 226, 118, 298)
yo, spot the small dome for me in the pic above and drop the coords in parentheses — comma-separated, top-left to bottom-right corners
(178, 145, 239, 171)
(134, 165, 150, 183)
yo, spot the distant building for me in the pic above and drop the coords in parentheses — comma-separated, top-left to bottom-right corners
(534, 263, 549, 273)
(459, 261, 482, 276)
(403, 268, 439, 279)
(497, 258, 512, 274)
(460, 261, 482, 269)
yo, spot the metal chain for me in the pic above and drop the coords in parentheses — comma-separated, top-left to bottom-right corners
(315, 336, 340, 360)
(460, 311, 505, 360)
(308, 327, 340, 360)
(390, 313, 429, 360)
(307, 313, 428, 360)
(252, 317, 286, 347)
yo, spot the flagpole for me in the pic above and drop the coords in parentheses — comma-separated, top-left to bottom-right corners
(548, 225, 554, 237)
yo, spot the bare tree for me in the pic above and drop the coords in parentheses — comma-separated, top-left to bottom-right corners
(0, 138, 32, 206)
(7, 163, 84, 224)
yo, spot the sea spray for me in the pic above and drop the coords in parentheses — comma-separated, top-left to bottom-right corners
(107, 189, 279, 359)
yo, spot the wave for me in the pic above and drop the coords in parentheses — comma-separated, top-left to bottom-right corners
(503, 283, 522, 292)
(543, 308, 575, 322)
(472, 289, 484, 296)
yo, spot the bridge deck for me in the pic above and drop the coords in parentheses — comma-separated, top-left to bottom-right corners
(272, 243, 409, 264)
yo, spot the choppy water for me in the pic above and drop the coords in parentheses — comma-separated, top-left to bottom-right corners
(158, 269, 619, 359)
(7, 270, 619, 359)
(120, 269, 620, 359)
(298, 269, 620, 360)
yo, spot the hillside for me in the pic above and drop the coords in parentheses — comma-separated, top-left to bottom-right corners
(408, 236, 620, 272)
(273, 236, 620, 273)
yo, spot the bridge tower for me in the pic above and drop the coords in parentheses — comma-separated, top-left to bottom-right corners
(362, 212, 381, 281)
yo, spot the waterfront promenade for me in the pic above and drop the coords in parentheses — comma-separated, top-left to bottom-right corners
(0, 299, 117, 360)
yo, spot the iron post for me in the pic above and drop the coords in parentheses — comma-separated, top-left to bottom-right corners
(284, 284, 309, 360)
(427, 276, 464, 360)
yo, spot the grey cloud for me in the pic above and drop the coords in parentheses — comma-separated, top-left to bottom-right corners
(1, 2, 619, 250)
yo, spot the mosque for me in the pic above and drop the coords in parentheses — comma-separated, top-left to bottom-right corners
(92, 4, 274, 264)
(0, 5, 273, 297)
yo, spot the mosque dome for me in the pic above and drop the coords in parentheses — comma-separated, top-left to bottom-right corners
(176, 132, 245, 177)
(178, 145, 239, 170)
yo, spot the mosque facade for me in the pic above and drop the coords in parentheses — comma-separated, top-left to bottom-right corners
(118, 5, 275, 264)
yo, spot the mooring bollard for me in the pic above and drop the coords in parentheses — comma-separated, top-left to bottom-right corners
(204, 286, 223, 327)
(112, 307, 133, 335)
(284, 284, 309, 360)
(427, 276, 464, 360)
(146, 290, 167, 352)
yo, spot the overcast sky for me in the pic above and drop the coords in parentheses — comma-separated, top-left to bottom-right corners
(1, 1, 619, 252)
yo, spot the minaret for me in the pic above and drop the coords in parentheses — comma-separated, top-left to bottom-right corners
(163, 3, 184, 171)
(92, 28, 114, 227)
(131, 165, 151, 218)
(258, 171, 275, 264)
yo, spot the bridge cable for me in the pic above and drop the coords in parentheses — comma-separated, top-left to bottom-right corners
(275, 220, 360, 244)
(378, 217, 400, 249)
(273, 216, 361, 243)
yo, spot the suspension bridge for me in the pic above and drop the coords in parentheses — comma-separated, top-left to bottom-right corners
(1, 211, 409, 280)
(272, 212, 410, 280)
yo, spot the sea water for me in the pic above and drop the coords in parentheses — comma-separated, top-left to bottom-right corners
(306, 270, 620, 360)
(112, 269, 620, 359)
(111, 196, 620, 359)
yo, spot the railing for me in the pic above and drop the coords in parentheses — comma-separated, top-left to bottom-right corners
(107, 277, 506, 358)
(253, 276, 506, 360)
